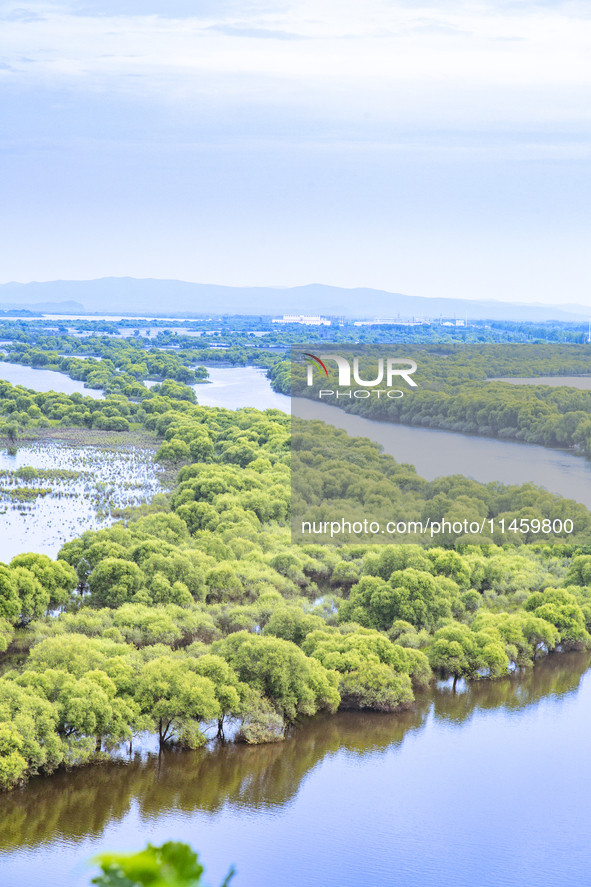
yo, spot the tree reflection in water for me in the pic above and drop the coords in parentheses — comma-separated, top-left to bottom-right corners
(1, 651, 589, 855)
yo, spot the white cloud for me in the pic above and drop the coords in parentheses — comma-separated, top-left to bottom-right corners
(1, 0, 590, 298)
(0, 0, 590, 134)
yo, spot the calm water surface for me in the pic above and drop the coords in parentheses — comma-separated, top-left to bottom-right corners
(193, 369, 591, 511)
(492, 375, 591, 389)
(1, 652, 590, 887)
(0, 362, 104, 399)
(2, 373, 591, 885)
(0, 442, 164, 562)
(2, 363, 591, 549)
(293, 398, 591, 509)
(195, 366, 290, 412)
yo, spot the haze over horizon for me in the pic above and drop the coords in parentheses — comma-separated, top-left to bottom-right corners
(1, 277, 590, 322)
(1, 1, 589, 306)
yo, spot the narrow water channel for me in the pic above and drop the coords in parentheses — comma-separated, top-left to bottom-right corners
(194, 366, 290, 412)
(491, 375, 591, 389)
(193, 368, 591, 510)
(293, 397, 591, 509)
(0, 362, 104, 399)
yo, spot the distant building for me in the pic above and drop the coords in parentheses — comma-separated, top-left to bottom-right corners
(272, 315, 331, 326)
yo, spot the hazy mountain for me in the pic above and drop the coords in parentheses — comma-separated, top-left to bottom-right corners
(0, 278, 589, 322)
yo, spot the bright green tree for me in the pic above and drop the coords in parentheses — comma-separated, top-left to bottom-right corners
(215, 631, 340, 721)
(135, 657, 220, 747)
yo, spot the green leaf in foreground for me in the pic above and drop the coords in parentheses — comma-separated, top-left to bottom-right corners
(91, 841, 234, 887)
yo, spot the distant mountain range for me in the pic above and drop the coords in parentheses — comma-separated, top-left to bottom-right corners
(0, 278, 589, 322)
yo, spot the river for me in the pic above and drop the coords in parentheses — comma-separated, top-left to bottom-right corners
(292, 397, 591, 510)
(492, 375, 591, 389)
(7, 354, 589, 514)
(1, 651, 590, 887)
(196, 370, 591, 513)
(194, 366, 291, 412)
(0, 362, 104, 399)
(2, 360, 591, 542)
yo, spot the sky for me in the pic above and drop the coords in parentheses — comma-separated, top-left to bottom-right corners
(1, 0, 590, 305)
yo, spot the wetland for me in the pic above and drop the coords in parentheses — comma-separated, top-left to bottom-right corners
(0, 331, 590, 887)
(0, 431, 166, 561)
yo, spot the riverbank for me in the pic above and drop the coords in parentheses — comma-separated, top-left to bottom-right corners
(293, 397, 591, 510)
(2, 649, 589, 887)
(1, 360, 591, 887)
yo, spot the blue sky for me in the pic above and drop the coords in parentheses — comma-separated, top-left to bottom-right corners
(1, 0, 590, 304)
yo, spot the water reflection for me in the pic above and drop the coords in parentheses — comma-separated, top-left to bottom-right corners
(431, 651, 589, 724)
(194, 366, 290, 412)
(0, 442, 163, 562)
(2, 652, 588, 857)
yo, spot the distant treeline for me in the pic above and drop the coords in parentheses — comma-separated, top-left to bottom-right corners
(273, 344, 591, 454)
(0, 330, 282, 388)
(1, 337, 205, 397)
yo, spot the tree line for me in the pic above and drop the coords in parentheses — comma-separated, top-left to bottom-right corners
(275, 343, 591, 455)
